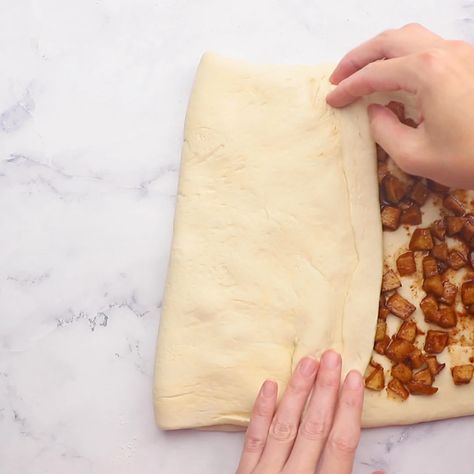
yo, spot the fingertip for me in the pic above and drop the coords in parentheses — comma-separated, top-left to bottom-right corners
(345, 370, 363, 390)
(261, 379, 277, 398)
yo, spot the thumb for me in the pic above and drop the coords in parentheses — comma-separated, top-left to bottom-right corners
(368, 103, 425, 176)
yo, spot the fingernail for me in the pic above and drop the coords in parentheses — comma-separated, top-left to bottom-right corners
(298, 357, 318, 377)
(346, 370, 363, 389)
(322, 350, 341, 369)
(262, 380, 277, 398)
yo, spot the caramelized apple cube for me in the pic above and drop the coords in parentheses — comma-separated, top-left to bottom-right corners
(423, 275, 444, 297)
(387, 378, 409, 401)
(448, 250, 467, 270)
(381, 206, 401, 231)
(397, 320, 417, 343)
(379, 305, 390, 320)
(426, 356, 445, 376)
(406, 381, 438, 396)
(391, 363, 413, 383)
(437, 304, 457, 329)
(400, 206, 422, 226)
(382, 174, 408, 204)
(413, 368, 433, 385)
(461, 215, 474, 243)
(386, 293, 416, 320)
(451, 365, 474, 385)
(446, 216, 465, 236)
(443, 194, 466, 216)
(365, 366, 385, 391)
(461, 281, 474, 306)
(382, 270, 401, 293)
(432, 243, 448, 262)
(422, 256, 439, 278)
(375, 319, 387, 342)
(374, 335, 390, 355)
(386, 338, 416, 363)
(396, 252, 416, 276)
(410, 181, 429, 206)
(424, 330, 449, 354)
(430, 219, 446, 241)
(440, 281, 457, 305)
(427, 179, 449, 194)
(409, 228, 434, 251)
(420, 294, 439, 322)
(410, 348, 426, 369)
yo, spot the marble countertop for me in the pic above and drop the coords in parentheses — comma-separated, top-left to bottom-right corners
(1, 1, 474, 473)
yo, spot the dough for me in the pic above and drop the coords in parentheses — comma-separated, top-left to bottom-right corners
(154, 53, 474, 430)
(154, 53, 382, 430)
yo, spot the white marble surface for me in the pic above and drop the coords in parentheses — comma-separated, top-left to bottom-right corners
(1, 1, 474, 473)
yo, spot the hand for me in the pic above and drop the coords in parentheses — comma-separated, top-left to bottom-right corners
(237, 351, 384, 474)
(326, 23, 474, 190)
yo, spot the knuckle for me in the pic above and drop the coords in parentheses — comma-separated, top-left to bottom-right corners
(254, 400, 274, 418)
(244, 435, 266, 453)
(328, 434, 359, 456)
(287, 378, 308, 396)
(299, 419, 328, 441)
(401, 22, 424, 33)
(319, 373, 340, 389)
(447, 39, 472, 54)
(417, 48, 446, 71)
(270, 419, 297, 442)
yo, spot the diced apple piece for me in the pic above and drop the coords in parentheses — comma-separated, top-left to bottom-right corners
(409, 228, 434, 251)
(410, 348, 426, 369)
(446, 216, 465, 236)
(440, 281, 457, 305)
(382, 174, 408, 204)
(396, 252, 416, 276)
(375, 319, 387, 342)
(413, 368, 433, 385)
(374, 335, 390, 355)
(381, 206, 402, 231)
(386, 338, 416, 363)
(387, 378, 409, 401)
(451, 365, 474, 385)
(427, 180, 449, 194)
(400, 206, 422, 226)
(391, 363, 413, 383)
(424, 330, 449, 354)
(461, 281, 474, 306)
(410, 181, 429, 206)
(430, 219, 446, 241)
(382, 270, 401, 293)
(406, 381, 438, 396)
(365, 366, 385, 391)
(420, 294, 439, 322)
(426, 356, 445, 376)
(397, 320, 417, 343)
(437, 304, 458, 329)
(443, 194, 466, 216)
(379, 305, 390, 320)
(423, 275, 444, 297)
(422, 256, 439, 278)
(461, 215, 474, 244)
(431, 242, 448, 262)
(386, 293, 416, 320)
(448, 250, 467, 270)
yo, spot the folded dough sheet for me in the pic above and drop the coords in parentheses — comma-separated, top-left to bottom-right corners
(154, 53, 384, 430)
